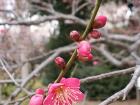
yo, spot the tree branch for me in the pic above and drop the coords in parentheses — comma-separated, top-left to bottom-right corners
(81, 67, 135, 84)
(99, 65, 140, 105)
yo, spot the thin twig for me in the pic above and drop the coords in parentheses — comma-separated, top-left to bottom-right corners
(0, 58, 30, 95)
(5, 52, 59, 105)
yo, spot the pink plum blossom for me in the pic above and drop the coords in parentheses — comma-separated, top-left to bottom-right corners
(77, 41, 93, 61)
(29, 88, 45, 105)
(43, 78, 84, 105)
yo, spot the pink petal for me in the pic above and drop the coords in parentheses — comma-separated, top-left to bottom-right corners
(48, 83, 63, 94)
(43, 93, 55, 105)
(44, 93, 64, 105)
(69, 88, 85, 102)
(60, 78, 80, 88)
(77, 48, 90, 56)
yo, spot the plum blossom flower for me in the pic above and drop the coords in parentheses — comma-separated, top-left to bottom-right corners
(77, 41, 93, 61)
(43, 78, 84, 105)
(29, 88, 45, 105)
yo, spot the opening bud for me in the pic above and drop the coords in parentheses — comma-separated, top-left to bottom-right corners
(77, 41, 93, 62)
(89, 30, 101, 39)
(35, 88, 45, 95)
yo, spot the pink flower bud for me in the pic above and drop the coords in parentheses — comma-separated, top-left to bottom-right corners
(93, 16, 107, 29)
(29, 89, 45, 105)
(35, 88, 45, 95)
(88, 53, 93, 61)
(70, 30, 80, 42)
(29, 94, 44, 105)
(55, 57, 66, 69)
(77, 41, 93, 61)
(89, 30, 101, 39)
(93, 60, 99, 65)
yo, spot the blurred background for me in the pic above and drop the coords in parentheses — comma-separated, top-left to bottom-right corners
(0, 0, 140, 105)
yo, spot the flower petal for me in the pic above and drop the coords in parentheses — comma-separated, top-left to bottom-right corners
(60, 78, 80, 88)
(68, 88, 85, 102)
(43, 93, 55, 105)
(48, 83, 63, 94)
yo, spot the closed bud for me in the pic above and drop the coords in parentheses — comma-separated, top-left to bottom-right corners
(70, 30, 80, 42)
(93, 60, 99, 65)
(29, 95, 44, 105)
(29, 89, 45, 105)
(89, 30, 101, 39)
(55, 57, 66, 69)
(93, 16, 107, 29)
(35, 88, 45, 95)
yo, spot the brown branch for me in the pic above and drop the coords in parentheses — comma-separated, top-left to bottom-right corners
(99, 65, 140, 105)
(107, 33, 140, 42)
(80, 67, 135, 84)
(0, 79, 22, 84)
(97, 44, 123, 67)
(0, 58, 31, 96)
(0, 15, 86, 26)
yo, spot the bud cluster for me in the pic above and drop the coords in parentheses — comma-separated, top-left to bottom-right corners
(89, 16, 107, 39)
(54, 15, 107, 65)
(68, 15, 107, 62)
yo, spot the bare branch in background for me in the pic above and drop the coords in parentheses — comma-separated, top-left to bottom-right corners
(81, 67, 135, 84)
(4, 52, 59, 105)
(0, 58, 31, 96)
(99, 65, 140, 105)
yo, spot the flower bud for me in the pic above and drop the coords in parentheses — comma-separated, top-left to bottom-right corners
(55, 57, 66, 69)
(93, 16, 107, 29)
(88, 54, 93, 61)
(70, 30, 80, 42)
(89, 30, 101, 39)
(35, 88, 45, 95)
(29, 95, 44, 105)
(93, 60, 99, 65)
(29, 89, 45, 105)
(77, 41, 93, 61)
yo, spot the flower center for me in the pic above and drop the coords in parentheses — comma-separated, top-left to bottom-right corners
(55, 86, 64, 94)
